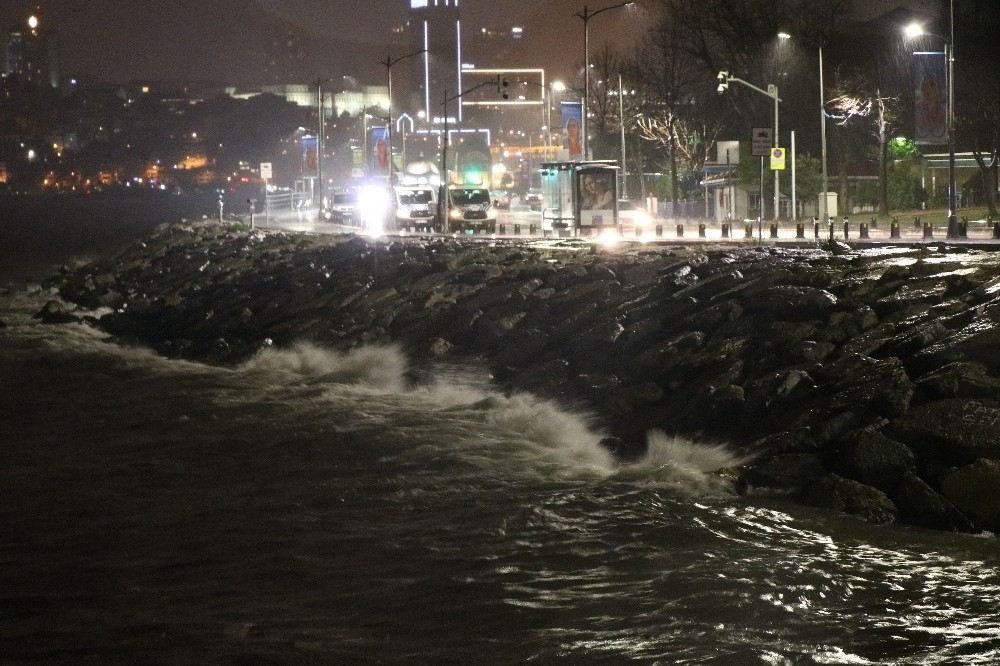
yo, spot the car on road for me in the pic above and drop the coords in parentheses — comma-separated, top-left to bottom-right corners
(491, 190, 512, 210)
(524, 188, 543, 211)
(616, 200, 654, 232)
(448, 187, 496, 233)
(395, 186, 436, 231)
(327, 190, 358, 225)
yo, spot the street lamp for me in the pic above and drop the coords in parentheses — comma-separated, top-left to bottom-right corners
(904, 5, 958, 237)
(380, 49, 427, 185)
(779, 32, 830, 231)
(574, 2, 634, 160)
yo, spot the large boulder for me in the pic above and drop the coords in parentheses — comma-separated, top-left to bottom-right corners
(34, 300, 78, 324)
(895, 472, 973, 532)
(941, 459, 1000, 531)
(890, 399, 1000, 465)
(802, 474, 898, 525)
(833, 428, 915, 493)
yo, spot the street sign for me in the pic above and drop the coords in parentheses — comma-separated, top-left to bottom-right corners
(770, 147, 786, 170)
(260, 162, 273, 180)
(752, 128, 772, 157)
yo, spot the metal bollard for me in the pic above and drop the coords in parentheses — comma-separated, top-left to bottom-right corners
(843, 221, 849, 240)
(721, 222, 730, 238)
(676, 223, 684, 238)
(994, 222, 1000, 239)
(890, 221, 901, 239)
(745, 223, 754, 239)
(769, 223, 778, 239)
(513, 223, 521, 235)
(860, 222, 869, 239)
(498, 223, 506, 235)
(814, 220, 820, 239)
(635, 225, 642, 238)
(828, 219, 835, 241)
(655, 224, 663, 238)
(961, 216, 969, 238)
(914, 216, 921, 229)
(923, 222, 933, 239)
(698, 223, 706, 238)
(529, 223, 536, 235)
(796, 223, 805, 238)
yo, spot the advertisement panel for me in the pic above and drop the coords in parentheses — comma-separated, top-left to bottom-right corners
(370, 126, 390, 176)
(576, 167, 617, 227)
(913, 51, 948, 145)
(561, 101, 584, 160)
(301, 136, 317, 175)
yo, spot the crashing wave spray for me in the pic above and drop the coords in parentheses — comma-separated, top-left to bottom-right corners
(621, 430, 752, 496)
(241, 342, 409, 392)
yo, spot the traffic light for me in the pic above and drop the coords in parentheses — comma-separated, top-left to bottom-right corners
(717, 70, 729, 94)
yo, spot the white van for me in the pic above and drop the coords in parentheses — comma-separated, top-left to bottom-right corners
(448, 187, 496, 233)
(394, 186, 437, 231)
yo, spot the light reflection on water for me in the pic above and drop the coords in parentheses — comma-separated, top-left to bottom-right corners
(2, 288, 999, 664)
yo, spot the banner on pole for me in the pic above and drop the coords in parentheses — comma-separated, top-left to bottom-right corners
(561, 101, 583, 160)
(369, 126, 390, 176)
(301, 136, 317, 175)
(913, 51, 948, 145)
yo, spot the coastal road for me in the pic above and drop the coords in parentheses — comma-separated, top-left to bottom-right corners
(257, 206, 1000, 247)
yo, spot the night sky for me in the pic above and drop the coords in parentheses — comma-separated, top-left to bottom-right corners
(2, 0, 656, 85)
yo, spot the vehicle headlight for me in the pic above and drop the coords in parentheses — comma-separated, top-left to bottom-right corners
(358, 185, 390, 235)
(635, 211, 652, 226)
(450, 209, 463, 220)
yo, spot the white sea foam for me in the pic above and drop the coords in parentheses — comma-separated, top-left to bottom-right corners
(242, 342, 409, 392)
(618, 430, 751, 496)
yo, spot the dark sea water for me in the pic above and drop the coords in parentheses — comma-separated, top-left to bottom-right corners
(2, 197, 1000, 664)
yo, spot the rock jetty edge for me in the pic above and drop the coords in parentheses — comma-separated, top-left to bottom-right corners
(44, 222, 1000, 533)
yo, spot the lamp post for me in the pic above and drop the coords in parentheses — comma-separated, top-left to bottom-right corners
(380, 49, 427, 185)
(574, 2, 633, 160)
(905, 4, 957, 237)
(778, 32, 829, 230)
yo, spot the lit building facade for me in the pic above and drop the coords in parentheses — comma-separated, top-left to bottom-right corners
(5, 12, 59, 88)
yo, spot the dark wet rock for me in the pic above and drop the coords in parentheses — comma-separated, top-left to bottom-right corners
(941, 459, 1000, 532)
(742, 286, 838, 320)
(890, 399, 1000, 465)
(803, 474, 898, 525)
(895, 472, 973, 532)
(916, 362, 1000, 400)
(740, 453, 828, 495)
(34, 300, 78, 324)
(831, 428, 915, 492)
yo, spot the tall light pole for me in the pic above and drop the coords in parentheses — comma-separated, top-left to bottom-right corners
(618, 74, 628, 199)
(778, 32, 829, 228)
(905, 5, 957, 237)
(575, 2, 633, 160)
(380, 49, 427, 185)
(316, 78, 325, 214)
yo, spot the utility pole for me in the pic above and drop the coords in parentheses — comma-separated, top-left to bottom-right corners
(619, 73, 628, 199)
(316, 78, 324, 215)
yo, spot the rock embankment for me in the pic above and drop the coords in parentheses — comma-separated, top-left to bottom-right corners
(50, 222, 1000, 532)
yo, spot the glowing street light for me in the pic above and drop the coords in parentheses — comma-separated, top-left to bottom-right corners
(575, 2, 634, 159)
(27, 15, 39, 30)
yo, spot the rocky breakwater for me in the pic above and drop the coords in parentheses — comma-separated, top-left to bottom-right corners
(48, 221, 1000, 533)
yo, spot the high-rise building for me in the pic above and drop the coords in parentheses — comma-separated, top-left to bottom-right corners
(5, 10, 59, 88)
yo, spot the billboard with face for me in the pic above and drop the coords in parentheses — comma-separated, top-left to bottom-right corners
(370, 126, 390, 176)
(913, 51, 948, 145)
(577, 168, 617, 227)
(561, 101, 583, 160)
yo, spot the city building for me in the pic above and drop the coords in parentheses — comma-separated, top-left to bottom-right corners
(4, 11, 59, 88)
